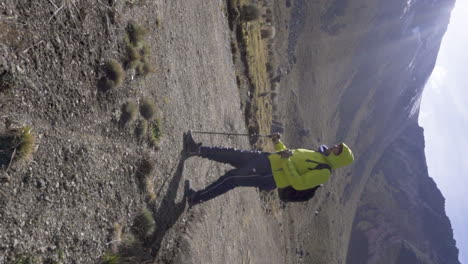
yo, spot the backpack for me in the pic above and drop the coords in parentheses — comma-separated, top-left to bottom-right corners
(278, 184, 323, 202)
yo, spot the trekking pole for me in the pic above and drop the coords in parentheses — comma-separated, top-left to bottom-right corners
(191, 130, 272, 137)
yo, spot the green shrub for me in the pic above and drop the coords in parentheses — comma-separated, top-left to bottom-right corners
(120, 101, 138, 127)
(148, 119, 161, 148)
(101, 253, 120, 264)
(242, 4, 261, 22)
(139, 97, 157, 120)
(131, 208, 155, 239)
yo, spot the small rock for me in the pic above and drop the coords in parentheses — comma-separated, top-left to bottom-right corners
(0, 175, 10, 183)
(36, 179, 45, 189)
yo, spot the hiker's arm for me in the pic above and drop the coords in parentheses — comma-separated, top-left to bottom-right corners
(283, 159, 330, 190)
(271, 133, 287, 151)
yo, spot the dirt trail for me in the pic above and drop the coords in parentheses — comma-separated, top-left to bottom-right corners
(1, 0, 288, 263)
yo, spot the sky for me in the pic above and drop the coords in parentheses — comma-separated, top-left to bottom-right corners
(419, 1, 468, 263)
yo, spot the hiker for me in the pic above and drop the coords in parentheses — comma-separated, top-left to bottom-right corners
(183, 130, 354, 206)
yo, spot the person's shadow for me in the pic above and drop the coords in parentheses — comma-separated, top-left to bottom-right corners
(146, 150, 189, 256)
(101, 146, 192, 263)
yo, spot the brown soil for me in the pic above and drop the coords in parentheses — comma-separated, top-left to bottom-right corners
(0, 0, 290, 263)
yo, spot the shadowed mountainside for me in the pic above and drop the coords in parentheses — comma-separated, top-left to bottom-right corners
(347, 123, 459, 264)
(274, 0, 459, 262)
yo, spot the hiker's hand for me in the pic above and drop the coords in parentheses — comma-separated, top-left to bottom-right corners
(279, 150, 293, 159)
(270, 133, 281, 144)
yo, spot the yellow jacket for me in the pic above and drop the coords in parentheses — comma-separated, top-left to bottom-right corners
(268, 140, 354, 190)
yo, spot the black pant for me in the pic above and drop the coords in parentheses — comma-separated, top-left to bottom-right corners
(192, 146, 276, 204)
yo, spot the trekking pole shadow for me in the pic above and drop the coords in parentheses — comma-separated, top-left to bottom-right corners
(147, 150, 188, 256)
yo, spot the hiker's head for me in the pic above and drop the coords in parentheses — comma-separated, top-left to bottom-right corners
(324, 143, 354, 169)
(328, 144, 344, 155)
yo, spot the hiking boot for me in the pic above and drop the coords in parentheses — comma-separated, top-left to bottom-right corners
(183, 130, 202, 157)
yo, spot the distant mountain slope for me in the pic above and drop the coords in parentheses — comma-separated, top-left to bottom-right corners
(347, 123, 460, 264)
(274, 0, 459, 262)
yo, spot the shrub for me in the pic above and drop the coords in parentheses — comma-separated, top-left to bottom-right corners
(101, 253, 120, 264)
(126, 46, 141, 69)
(127, 22, 148, 46)
(131, 208, 155, 239)
(137, 158, 154, 178)
(1, 126, 36, 168)
(135, 119, 148, 139)
(261, 28, 273, 39)
(120, 101, 138, 127)
(135, 61, 154, 77)
(242, 4, 261, 22)
(116, 235, 150, 263)
(16, 127, 35, 160)
(139, 97, 157, 120)
(104, 60, 125, 87)
(148, 119, 161, 148)
(14, 253, 40, 264)
(140, 42, 151, 59)
(126, 42, 153, 73)
(97, 77, 116, 92)
(0, 70, 17, 92)
(146, 176, 156, 201)
(110, 223, 123, 253)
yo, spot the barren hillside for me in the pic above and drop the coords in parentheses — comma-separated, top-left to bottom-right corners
(0, 0, 460, 263)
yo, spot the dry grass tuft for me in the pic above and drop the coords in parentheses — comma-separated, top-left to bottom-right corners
(126, 46, 141, 69)
(1, 126, 36, 168)
(110, 223, 123, 253)
(137, 158, 154, 178)
(135, 119, 148, 139)
(145, 176, 157, 201)
(127, 22, 148, 46)
(124, 22, 154, 77)
(0, 70, 18, 93)
(131, 208, 155, 240)
(119, 101, 138, 127)
(242, 4, 261, 22)
(135, 61, 154, 77)
(261, 28, 274, 39)
(16, 127, 35, 160)
(104, 60, 125, 87)
(139, 97, 157, 120)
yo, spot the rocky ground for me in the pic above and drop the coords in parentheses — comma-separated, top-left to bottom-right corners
(0, 0, 292, 263)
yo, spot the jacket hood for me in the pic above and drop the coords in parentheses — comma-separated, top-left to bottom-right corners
(324, 143, 354, 169)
